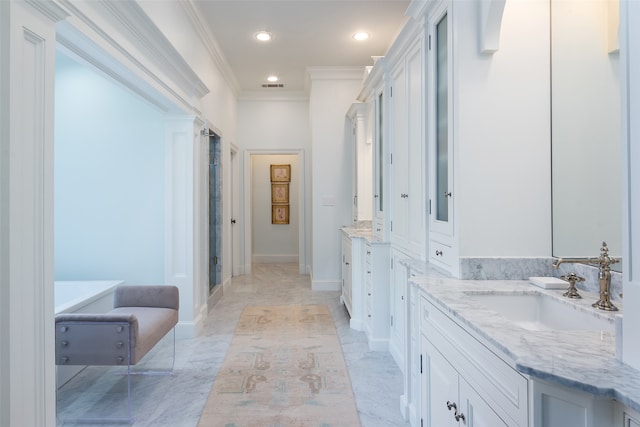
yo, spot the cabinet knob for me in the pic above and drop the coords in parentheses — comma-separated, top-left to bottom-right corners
(447, 401, 457, 411)
(455, 412, 466, 422)
(444, 191, 452, 198)
(435, 250, 443, 256)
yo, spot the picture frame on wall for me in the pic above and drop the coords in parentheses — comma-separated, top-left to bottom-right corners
(271, 183, 289, 204)
(272, 205, 290, 224)
(270, 164, 291, 182)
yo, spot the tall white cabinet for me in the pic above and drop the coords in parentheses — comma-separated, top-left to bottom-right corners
(389, 31, 427, 260)
(382, 13, 428, 375)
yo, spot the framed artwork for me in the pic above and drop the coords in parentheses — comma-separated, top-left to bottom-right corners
(272, 205, 290, 224)
(271, 183, 289, 204)
(270, 164, 291, 182)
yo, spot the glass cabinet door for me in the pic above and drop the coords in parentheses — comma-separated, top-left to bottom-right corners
(430, 5, 453, 238)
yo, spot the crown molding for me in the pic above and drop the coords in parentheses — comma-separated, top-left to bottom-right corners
(178, 0, 241, 97)
(358, 57, 387, 102)
(97, 0, 209, 99)
(57, 22, 175, 113)
(25, 0, 69, 22)
(56, 1, 204, 115)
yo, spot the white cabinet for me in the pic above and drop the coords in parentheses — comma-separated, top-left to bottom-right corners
(418, 288, 621, 427)
(363, 241, 391, 351)
(427, 1, 456, 274)
(341, 232, 365, 331)
(419, 294, 528, 427)
(617, 404, 640, 427)
(372, 84, 389, 241)
(422, 337, 509, 427)
(341, 234, 353, 316)
(389, 248, 409, 371)
(390, 37, 426, 259)
(531, 380, 614, 427)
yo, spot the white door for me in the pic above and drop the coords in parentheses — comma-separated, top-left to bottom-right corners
(422, 336, 458, 427)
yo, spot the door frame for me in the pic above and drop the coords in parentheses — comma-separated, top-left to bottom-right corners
(243, 148, 306, 275)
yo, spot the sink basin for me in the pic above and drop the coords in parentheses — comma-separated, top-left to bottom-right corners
(465, 291, 615, 332)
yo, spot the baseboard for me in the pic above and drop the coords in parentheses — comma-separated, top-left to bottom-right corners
(252, 254, 298, 264)
(389, 340, 404, 373)
(311, 279, 341, 291)
(176, 300, 207, 339)
(349, 318, 364, 331)
(399, 394, 409, 421)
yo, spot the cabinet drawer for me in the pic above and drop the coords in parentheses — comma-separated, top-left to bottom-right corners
(421, 295, 528, 426)
(430, 240, 453, 267)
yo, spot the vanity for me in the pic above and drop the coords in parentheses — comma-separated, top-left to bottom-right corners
(406, 267, 640, 427)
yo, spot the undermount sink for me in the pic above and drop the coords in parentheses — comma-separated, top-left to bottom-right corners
(464, 291, 616, 332)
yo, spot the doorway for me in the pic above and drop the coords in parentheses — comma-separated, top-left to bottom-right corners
(208, 131, 222, 294)
(243, 149, 306, 275)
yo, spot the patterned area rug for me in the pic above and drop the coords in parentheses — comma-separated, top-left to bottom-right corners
(197, 305, 361, 427)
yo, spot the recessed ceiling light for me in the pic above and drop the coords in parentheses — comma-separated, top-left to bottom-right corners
(255, 31, 272, 42)
(267, 75, 279, 82)
(353, 32, 369, 41)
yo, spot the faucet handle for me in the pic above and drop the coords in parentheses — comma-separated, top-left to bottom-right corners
(560, 273, 584, 299)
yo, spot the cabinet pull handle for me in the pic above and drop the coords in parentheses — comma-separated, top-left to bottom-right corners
(435, 250, 443, 256)
(444, 191, 452, 198)
(345, 262, 349, 266)
(446, 401, 457, 411)
(455, 413, 466, 422)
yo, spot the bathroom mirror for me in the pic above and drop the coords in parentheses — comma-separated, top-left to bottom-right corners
(551, 0, 622, 271)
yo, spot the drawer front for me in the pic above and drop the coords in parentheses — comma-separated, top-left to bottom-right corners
(421, 295, 528, 426)
(430, 240, 453, 267)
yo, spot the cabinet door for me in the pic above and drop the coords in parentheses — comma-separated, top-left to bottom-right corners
(373, 89, 386, 239)
(428, 3, 454, 239)
(459, 378, 510, 427)
(342, 236, 353, 316)
(406, 39, 426, 256)
(422, 336, 458, 427)
(391, 62, 409, 246)
(390, 250, 408, 370)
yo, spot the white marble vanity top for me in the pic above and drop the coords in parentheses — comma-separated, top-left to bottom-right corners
(409, 272, 640, 413)
(340, 226, 386, 244)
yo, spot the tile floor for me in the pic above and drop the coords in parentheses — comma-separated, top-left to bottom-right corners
(56, 263, 410, 426)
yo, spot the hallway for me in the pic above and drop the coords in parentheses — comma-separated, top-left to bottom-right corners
(56, 264, 409, 426)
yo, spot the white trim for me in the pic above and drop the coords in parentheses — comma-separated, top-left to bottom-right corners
(178, 0, 240, 96)
(311, 279, 341, 292)
(243, 149, 307, 277)
(252, 255, 299, 264)
(230, 144, 241, 277)
(55, 2, 204, 115)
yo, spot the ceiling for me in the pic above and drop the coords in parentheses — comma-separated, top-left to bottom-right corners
(193, 0, 411, 96)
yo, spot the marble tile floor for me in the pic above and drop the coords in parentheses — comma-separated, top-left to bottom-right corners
(56, 263, 410, 427)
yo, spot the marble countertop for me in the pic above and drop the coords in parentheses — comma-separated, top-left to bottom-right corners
(340, 226, 387, 244)
(409, 273, 640, 413)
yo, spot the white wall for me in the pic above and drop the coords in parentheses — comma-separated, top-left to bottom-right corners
(237, 99, 311, 272)
(454, 0, 552, 257)
(252, 155, 299, 263)
(54, 52, 165, 284)
(138, 0, 238, 289)
(308, 68, 364, 289)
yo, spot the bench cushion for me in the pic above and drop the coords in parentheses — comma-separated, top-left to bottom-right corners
(110, 306, 178, 364)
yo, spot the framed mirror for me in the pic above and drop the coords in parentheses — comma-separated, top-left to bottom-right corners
(551, 0, 622, 270)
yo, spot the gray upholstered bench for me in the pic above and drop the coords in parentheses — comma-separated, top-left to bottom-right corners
(55, 285, 179, 422)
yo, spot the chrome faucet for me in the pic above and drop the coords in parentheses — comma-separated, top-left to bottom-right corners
(552, 242, 620, 311)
